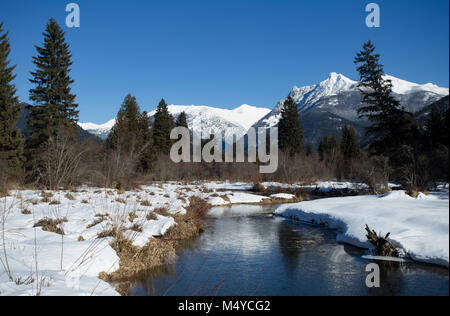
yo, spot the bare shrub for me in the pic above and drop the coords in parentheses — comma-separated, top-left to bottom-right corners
(34, 133, 86, 190)
(352, 154, 391, 194)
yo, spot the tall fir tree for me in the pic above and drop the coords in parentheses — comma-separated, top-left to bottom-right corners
(354, 40, 414, 158)
(0, 22, 24, 172)
(27, 18, 78, 156)
(424, 105, 445, 149)
(106, 94, 142, 152)
(175, 111, 189, 129)
(278, 96, 303, 156)
(152, 98, 174, 155)
(318, 134, 340, 162)
(105, 95, 153, 172)
(340, 125, 360, 160)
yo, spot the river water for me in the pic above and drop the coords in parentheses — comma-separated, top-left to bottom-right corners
(131, 204, 449, 296)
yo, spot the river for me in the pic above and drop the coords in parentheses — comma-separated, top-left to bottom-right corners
(131, 204, 449, 296)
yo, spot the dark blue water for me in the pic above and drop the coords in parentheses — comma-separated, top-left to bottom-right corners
(131, 205, 449, 296)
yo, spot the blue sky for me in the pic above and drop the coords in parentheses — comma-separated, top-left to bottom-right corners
(1, 0, 449, 123)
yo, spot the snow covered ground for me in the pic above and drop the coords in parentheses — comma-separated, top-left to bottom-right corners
(0, 182, 285, 296)
(3, 180, 445, 296)
(274, 188, 449, 267)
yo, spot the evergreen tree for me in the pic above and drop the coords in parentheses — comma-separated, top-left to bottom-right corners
(105, 95, 153, 172)
(340, 125, 360, 160)
(278, 96, 303, 156)
(137, 111, 153, 172)
(27, 18, 78, 156)
(318, 134, 340, 163)
(152, 98, 174, 155)
(354, 41, 414, 157)
(106, 94, 142, 152)
(176, 111, 189, 129)
(424, 105, 445, 148)
(0, 22, 24, 172)
(443, 109, 450, 146)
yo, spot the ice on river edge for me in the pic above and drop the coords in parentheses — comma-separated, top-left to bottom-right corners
(274, 187, 449, 268)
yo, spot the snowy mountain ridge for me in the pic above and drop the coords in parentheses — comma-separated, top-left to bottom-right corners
(79, 104, 271, 140)
(79, 73, 449, 143)
(254, 72, 449, 129)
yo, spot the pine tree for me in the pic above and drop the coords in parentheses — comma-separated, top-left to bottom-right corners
(318, 134, 340, 163)
(137, 111, 153, 172)
(106, 94, 142, 152)
(0, 22, 24, 172)
(443, 109, 450, 146)
(318, 134, 331, 161)
(106, 95, 153, 172)
(340, 125, 360, 160)
(176, 111, 188, 129)
(354, 41, 414, 157)
(27, 18, 78, 155)
(152, 98, 174, 155)
(424, 105, 445, 148)
(278, 96, 303, 156)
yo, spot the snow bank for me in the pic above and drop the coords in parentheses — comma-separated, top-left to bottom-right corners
(270, 193, 296, 200)
(274, 190, 449, 267)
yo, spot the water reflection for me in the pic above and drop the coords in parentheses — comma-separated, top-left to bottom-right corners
(131, 205, 449, 296)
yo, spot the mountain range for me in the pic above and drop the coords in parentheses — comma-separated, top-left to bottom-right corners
(74, 73, 449, 146)
(252, 73, 449, 146)
(79, 104, 271, 140)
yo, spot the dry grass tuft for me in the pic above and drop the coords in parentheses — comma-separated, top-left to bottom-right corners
(87, 217, 105, 229)
(140, 200, 152, 207)
(128, 211, 138, 223)
(97, 227, 120, 239)
(21, 209, 32, 215)
(27, 199, 40, 205)
(130, 223, 143, 233)
(105, 234, 176, 284)
(164, 197, 210, 240)
(49, 199, 61, 205)
(41, 191, 54, 199)
(153, 207, 170, 217)
(252, 182, 266, 193)
(34, 217, 68, 235)
(64, 192, 76, 200)
(146, 212, 158, 221)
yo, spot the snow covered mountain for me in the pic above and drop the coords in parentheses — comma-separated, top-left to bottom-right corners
(253, 72, 449, 146)
(79, 73, 448, 146)
(78, 104, 271, 140)
(78, 119, 116, 140)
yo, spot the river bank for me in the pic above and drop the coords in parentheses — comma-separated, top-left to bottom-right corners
(1, 181, 447, 295)
(0, 181, 312, 296)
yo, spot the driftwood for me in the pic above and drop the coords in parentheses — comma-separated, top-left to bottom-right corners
(365, 224, 399, 257)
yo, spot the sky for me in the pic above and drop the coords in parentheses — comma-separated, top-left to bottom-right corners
(1, 0, 449, 123)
